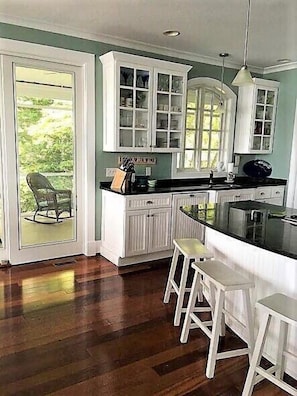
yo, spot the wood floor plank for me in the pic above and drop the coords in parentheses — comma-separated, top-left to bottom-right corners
(0, 255, 295, 396)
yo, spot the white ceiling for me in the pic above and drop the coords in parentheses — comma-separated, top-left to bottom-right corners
(1, 0, 296, 71)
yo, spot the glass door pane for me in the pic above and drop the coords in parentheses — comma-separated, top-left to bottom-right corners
(14, 66, 76, 247)
(0, 157, 4, 250)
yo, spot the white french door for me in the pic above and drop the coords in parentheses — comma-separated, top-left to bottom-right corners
(0, 41, 95, 265)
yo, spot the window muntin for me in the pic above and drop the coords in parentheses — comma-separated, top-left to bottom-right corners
(182, 86, 225, 171)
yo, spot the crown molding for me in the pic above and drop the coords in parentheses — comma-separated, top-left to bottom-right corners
(0, 14, 265, 73)
(263, 61, 297, 74)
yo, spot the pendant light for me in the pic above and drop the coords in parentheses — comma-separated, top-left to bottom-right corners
(232, 0, 254, 86)
(217, 52, 229, 114)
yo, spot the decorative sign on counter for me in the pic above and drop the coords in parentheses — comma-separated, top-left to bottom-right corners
(118, 156, 156, 165)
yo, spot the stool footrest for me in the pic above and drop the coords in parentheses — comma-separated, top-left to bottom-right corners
(171, 280, 179, 294)
(217, 347, 250, 360)
(190, 314, 212, 338)
(255, 366, 297, 396)
(254, 365, 277, 385)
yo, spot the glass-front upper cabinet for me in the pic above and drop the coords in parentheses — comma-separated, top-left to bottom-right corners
(234, 78, 279, 154)
(154, 71, 185, 150)
(100, 51, 192, 152)
(119, 66, 151, 150)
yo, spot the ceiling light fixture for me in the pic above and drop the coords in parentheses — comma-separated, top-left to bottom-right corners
(163, 30, 180, 37)
(217, 52, 229, 114)
(232, 0, 254, 86)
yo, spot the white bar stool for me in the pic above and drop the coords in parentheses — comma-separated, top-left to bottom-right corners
(180, 259, 255, 379)
(163, 238, 213, 326)
(242, 293, 297, 396)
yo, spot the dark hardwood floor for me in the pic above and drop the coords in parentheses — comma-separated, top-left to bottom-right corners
(0, 255, 295, 395)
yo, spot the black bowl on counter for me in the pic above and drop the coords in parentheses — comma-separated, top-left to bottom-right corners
(243, 160, 272, 180)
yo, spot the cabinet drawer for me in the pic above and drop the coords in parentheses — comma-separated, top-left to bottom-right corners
(125, 194, 172, 210)
(271, 185, 285, 198)
(255, 187, 271, 200)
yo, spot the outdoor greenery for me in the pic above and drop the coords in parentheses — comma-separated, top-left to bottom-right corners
(17, 97, 74, 212)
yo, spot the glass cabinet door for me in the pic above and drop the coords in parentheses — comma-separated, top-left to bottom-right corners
(154, 71, 185, 150)
(252, 88, 276, 152)
(119, 66, 150, 150)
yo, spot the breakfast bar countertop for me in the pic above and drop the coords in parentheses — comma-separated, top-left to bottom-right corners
(180, 200, 297, 260)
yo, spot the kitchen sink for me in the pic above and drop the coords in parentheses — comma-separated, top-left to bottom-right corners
(195, 183, 243, 190)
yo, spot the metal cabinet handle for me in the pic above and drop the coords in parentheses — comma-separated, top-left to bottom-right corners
(146, 200, 153, 204)
(260, 192, 265, 195)
(189, 194, 195, 197)
(235, 195, 241, 198)
(275, 191, 280, 194)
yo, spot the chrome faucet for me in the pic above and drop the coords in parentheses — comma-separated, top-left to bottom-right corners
(209, 170, 214, 185)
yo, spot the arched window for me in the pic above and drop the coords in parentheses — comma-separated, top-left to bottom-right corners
(172, 77, 236, 178)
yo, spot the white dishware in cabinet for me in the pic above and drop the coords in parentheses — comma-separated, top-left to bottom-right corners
(100, 51, 191, 152)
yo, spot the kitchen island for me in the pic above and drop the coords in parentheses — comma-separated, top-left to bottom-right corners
(181, 200, 297, 379)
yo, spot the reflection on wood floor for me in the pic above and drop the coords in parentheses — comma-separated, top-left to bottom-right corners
(0, 255, 295, 395)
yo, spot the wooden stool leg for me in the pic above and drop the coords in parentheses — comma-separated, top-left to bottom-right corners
(180, 269, 201, 343)
(174, 257, 190, 326)
(242, 312, 271, 396)
(163, 246, 179, 303)
(197, 273, 203, 302)
(275, 320, 288, 380)
(242, 289, 255, 361)
(206, 288, 225, 379)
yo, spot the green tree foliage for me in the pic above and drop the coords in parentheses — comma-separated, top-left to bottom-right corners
(17, 97, 73, 212)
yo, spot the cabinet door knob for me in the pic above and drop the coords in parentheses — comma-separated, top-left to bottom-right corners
(235, 195, 241, 198)
(146, 200, 153, 204)
(189, 194, 194, 197)
(260, 192, 264, 195)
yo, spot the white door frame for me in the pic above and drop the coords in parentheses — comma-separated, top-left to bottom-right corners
(286, 98, 297, 209)
(0, 38, 96, 263)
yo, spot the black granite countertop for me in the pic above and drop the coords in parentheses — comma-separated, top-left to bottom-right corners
(100, 177, 286, 195)
(181, 201, 297, 260)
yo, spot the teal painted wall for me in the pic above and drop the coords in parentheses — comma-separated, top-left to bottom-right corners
(1, 22, 294, 240)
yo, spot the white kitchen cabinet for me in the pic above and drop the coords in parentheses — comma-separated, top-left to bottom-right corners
(125, 207, 172, 257)
(101, 190, 172, 266)
(99, 51, 191, 152)
(234, 78, 279, 154)
(254, 185, 285, 206)
(208, 188, 255, 203)
(171, 192, 208, 241)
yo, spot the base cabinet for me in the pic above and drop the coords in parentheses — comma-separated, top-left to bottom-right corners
(125, 208, 172, 257)
(101, 190, 173, 266)
(101, 184, 285, 266)
(254, 185, 285, 206)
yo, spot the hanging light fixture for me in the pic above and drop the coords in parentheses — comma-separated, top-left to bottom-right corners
(232, 0, 254, 86)
(217, 52, 229, 114)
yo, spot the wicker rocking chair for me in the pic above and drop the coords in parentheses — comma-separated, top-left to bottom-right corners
(26, 172, 72, 223)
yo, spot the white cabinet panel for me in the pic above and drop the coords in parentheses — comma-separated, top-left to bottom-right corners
(125, 193, 172, 210)
(254, 185, 285, 206)
(209, 189, 255, 203)
(125, 210, 148, 257)
(124, 207, 172, 257)
(148, 208, 172, 253)
(172, 192, 208, 241)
